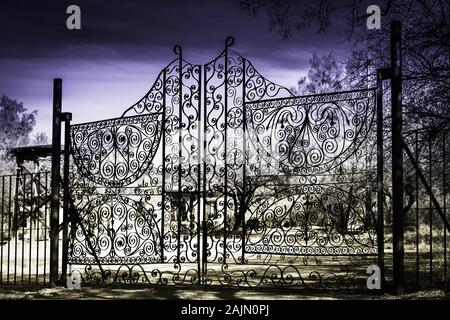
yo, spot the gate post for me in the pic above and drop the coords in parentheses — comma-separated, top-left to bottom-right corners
(390, 21, 405, 294)
(376, 68, 388, 290)
(61, 112, 72, 284)
(50, 78, 62, 287)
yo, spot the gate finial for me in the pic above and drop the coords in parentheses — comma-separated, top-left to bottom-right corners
(225, 36, 235, 48)
(173, 45, 182, 57)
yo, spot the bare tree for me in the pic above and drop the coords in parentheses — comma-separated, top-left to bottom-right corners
(292, 52, 347, 95)
(241, 0, 395, 39)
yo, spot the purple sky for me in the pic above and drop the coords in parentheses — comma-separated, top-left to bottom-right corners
(0, 0, 353, 137)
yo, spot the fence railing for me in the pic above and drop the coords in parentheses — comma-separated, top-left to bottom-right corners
(0, 171, 56, 286)
(400, 129, 449, 290)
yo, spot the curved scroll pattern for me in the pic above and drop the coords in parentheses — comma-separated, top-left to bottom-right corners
(121, 60, 176, 116)
(245, 90, 375, 174)
(244, 184, 377, 256)
(244, 57, 293, 101)
(71, 114, 162, 188)
(243, 90, 378, 258)
(68, 194, 161, 264)
(155, 55, 202, 265)
(69, 46, 202, 283)
(203, 45, 294, 266)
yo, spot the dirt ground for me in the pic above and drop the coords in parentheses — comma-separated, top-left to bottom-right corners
(0, 286, 448, 300)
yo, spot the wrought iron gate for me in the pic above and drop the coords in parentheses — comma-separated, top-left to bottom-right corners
(67, 38, 380, 290)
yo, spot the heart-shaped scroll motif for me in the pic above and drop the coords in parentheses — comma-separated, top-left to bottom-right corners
(68, 194, 161, 264)
(71, 113, 163, 187)
(246, 90, 375, 174)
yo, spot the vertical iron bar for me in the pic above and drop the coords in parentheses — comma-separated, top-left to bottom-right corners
(1, 176, 4, 283)
(14, 170, 19, 284)
(50, 78, 62, 287)
(62, 116, 71, 283)
(305, 201, 309, 245)
(415, 132, 419, 287)
(161, 69, 166, 265)
(110, 132, 116, 261)
(197, 65, 202, 286)
(7, 175, 12, 284)
(177, 51, 182, 263)
(44, 172, 48, 284)
(36, 172, 40, 285)
(223, 43, 229, 265)
(202, 63, 208, 290)
(21, 173, 25, 284)
(429, 137, 433, 285)
(29, 173, 33, 286)
(365, 138, 370, 228)
(241, 59, 246, 265)
(376, 70, 385, 289)
(443, 130, 447, 290)
(390, 21, 404, 294)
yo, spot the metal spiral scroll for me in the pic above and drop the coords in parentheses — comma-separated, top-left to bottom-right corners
(69, 194, 162, 265)
(71, 113, 163, 188)
(242, 90, 378, 256)
(203, 40, 294, 267)
(245, 89, 376, 174)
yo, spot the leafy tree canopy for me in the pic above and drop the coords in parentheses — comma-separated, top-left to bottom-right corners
(0, 94, 38, 173)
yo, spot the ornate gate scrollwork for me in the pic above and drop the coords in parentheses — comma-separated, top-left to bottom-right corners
(68, 37, 380, 290)
(70, 194, 161, 265)
(69, 45, 203, 285)
(246, 90, 375, 173)
(243, 90, 377, 258)
(71, 113, 163, 187)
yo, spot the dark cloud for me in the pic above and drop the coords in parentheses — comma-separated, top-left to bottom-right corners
(0, 0, 351, 62)
(0, 0, 354, 135)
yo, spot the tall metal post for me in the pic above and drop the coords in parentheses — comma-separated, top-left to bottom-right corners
(202, 60, 208, 290)
(61, 112, 72, 284)
(196, 64, 202, 286)
(50, 78, 62, 287)
(241, 58, 246, 265)
(223, 38, 229, 265)
(161, 70, 167, 266)
(376, 68, 389, 290)
(390, 21, 404, 294)
(176, 46, 182, 263)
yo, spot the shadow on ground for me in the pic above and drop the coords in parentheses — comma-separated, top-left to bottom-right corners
(0, 286, 448, 300)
